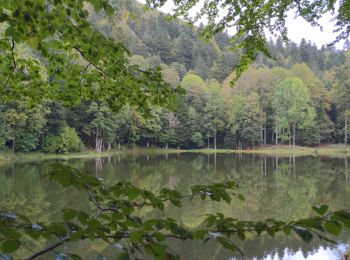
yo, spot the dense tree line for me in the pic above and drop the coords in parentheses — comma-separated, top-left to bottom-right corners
(0, 0, 350, 152)
(1, 55, 350, 152)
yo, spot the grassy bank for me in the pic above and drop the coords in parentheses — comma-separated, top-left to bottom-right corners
(188, 145, 350, 157)
(0, 147, 187, 164)
(1, 144, 350, 164)
(141, 145, 350, 157)
(0, 150, 118, 164)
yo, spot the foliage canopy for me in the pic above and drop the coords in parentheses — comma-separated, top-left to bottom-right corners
(0, 0, 179, 112)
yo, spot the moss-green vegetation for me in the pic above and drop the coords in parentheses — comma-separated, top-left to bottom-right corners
(191, 145, 350, 156)
(2, 145, 350, 165)
(0, 150, 117, 164)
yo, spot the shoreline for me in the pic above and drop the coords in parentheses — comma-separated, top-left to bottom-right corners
(1, 145, 350, 164)
(0, 150, 118, 164)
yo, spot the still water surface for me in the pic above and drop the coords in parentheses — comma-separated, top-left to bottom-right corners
(0, 153, 349, 259)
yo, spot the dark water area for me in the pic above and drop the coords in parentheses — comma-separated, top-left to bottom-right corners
(0, 153, 349, 259)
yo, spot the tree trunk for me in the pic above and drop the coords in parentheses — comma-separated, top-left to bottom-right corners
(95, 136, 102, 152)
(107, 143, 111, 151)
(146, 141, 149, 148)
(207, 136, 210, 149)
(95, 127, 99, 152)
(275, 116, 278, 145)
(165, 143, 168, 150)
(214, 132, 217, 150)
(99, 138, 103, 152)
(345, 157, 348, 185)
(95, 135, 99, 151)
(345, 117, 348, 145)
(264, 125, 267, 146)
(288, 128, 291, 147)
(292, 123, 296, 149)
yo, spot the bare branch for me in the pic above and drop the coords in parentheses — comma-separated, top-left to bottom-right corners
(79, 63, 92, 85)
(88, 191, 103, 210)
(25, 237, 68, 260)
(73, 47, 105, 76)
(10, 38, 26, 75)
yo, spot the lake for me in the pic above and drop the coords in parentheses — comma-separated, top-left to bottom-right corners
(0, 153, 349, 259)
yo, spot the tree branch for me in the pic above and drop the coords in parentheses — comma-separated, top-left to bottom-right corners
(25, 237, 69, 260)
(10, 38, 26, 75)
(73, 47, 105, 76)
(79, 63, 92, 85)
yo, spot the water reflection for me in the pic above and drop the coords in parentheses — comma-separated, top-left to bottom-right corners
(0, 153, 349, 259)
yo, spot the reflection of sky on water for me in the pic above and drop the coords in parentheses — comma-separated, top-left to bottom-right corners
(259, 244, 348, 260)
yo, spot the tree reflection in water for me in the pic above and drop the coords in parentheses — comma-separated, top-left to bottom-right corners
(0, 153, 349, 259)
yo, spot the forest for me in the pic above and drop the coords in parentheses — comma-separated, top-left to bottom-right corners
(2, 0, 350, 259)
(0, 0, 350, 153)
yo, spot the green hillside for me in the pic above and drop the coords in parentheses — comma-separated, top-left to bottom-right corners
(0, 0, 349, 152)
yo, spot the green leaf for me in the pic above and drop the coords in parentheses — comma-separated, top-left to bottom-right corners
(77, 212, 89, 224)
(87, 230, 95, 241)
(17, 214, 31, 223)
(332, 211, 350, 227)
(68, 254, 82, 260)
(130, 230, 143, 242)
(149, 197, 164, 211)
(1, 240, 20, 254)
(90, 0, 103, 12)
(70, 230, 85, 241)
(0, 227, 19, 239)
(104, 3, 115, 16)
(292, 227, 313, 243)
(193, 229, 207, 239)
(112, 212, 124, 222)
(117, 252, 130, 260)
(324, 221, 342, 236)
(62, 209, 77, 222)
(237, 231, 245, 241)
(152, 232, 166, 242)
(27, 37, 39, 49)
(147, 242, 166, 258)
(237, 194, 245, 201)
(217, 237, 242, 254)
(312, 205, 329, 216)
(127, 187, 140, 200)
(283, 226, 291, 236)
